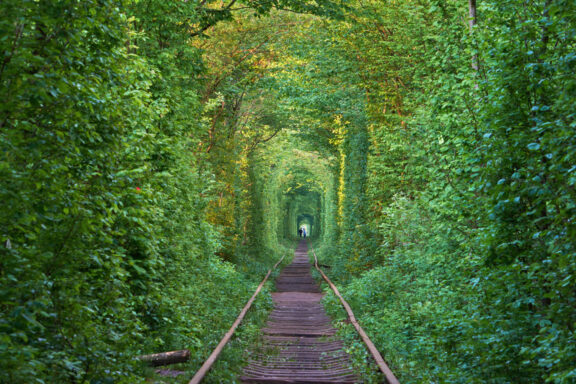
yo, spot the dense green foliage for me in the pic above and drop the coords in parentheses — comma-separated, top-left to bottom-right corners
(1, 0, 575, 383)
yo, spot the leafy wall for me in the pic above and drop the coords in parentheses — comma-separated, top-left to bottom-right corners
(1, 0, 575, 383)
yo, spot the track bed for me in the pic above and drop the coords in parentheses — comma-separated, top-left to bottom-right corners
(241, 241, 359, 384)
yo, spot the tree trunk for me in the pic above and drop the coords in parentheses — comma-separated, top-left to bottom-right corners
(469, 0, 479, 70)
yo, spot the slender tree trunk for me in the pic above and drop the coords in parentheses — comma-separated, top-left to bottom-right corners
(468, 0, 477, 30)
(469, 0, 479, 70)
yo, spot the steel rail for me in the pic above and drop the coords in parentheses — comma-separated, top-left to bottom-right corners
(189, 255, 286, 384)
(308, 241, 401, 384)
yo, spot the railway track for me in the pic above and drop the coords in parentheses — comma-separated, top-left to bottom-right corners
(240, 240, 359, 383)
(189, 240, 399, 384)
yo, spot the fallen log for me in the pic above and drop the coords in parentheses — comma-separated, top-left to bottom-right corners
(138, 350, 190, 367)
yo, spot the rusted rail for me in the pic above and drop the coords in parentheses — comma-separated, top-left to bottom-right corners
(189, 255, 285, 384)
(309, 241, 401, 384)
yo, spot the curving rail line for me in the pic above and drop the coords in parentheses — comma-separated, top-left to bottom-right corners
(309, 241, 400, 384)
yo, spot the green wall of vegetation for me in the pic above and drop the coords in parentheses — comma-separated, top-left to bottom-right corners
(1, 0, 575, 383)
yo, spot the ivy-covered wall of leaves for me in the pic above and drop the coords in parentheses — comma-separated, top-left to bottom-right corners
(1, 0, 575, 383)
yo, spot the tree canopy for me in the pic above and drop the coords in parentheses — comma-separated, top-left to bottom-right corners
(1, 0, 575, 382)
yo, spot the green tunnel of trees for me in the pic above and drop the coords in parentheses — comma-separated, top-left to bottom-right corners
(1, 0, 575, 383)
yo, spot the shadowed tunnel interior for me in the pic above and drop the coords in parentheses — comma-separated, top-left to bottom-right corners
(255, 146, 336, 250)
